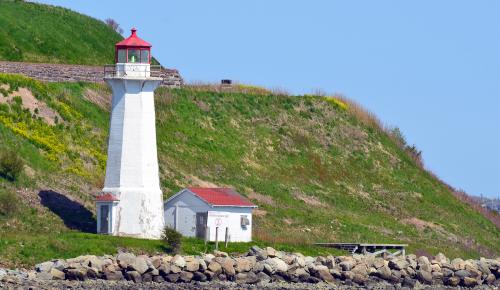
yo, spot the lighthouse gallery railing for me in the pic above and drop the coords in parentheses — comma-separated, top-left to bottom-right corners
(103, 64, 162, 78)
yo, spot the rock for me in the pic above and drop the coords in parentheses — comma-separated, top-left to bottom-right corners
(153, 275, 165, 283)
(142, 273, 153, 282)
(166, 273, 179, 282)
(430, 263, 441, 273)
(339, 260, 355, 271)
(377, 265, 393, 281)
(52, 259, 68, 271)
(444, 276, 460, 287)
(353, 273, 368, 284)
(104, 270, 124, 281)
(257, 271, 271, 283)
(208, 261, 222, 275)
(462, 277, 478, 287)
(65, 268, 88, 281)
(316, 267, 335, 282)
(433, 253, 449, 265)
(193, 271, 207, 282)
(35, 261, 53, 273)
(128, 257, 148, 274)
(158, 264, 170, 276)
(199, 259, 207, 271)
(117, 252, 136, 269)
(184, 257, 200, 272)
(373, 258, 386, 269)
(204, 270, 216, 280)
(36, 272, 53, 280)
(125, 271, 142, 283)
(235, 256, 256, 273)
(215, 258, 235, 277)
(308, 276, 322, 283)
(455, 269, 471, 278)
(442, 268, 454, 277)
(402, 277, 417, 288)
(341, 271, 355, 281)
(389, 259, 409, 271)
(252, 261, 264, 273)
(351, 264, 368, 276)
(451, 258, 466, 270)
(170, 265, 182, 274)
(152, 257, 162, 269)
(293, 268, 310, 281)
(417, 256, 432, 272)
(265, 247, 277, 258)
(179, 271, 193, 282)
(50, 268, 65, 280)
(213, 250, 229, 257)
(478, 260, 491, 275)
(485, 273, 496, 284)
(416, 270, 432, 284)
(203, 253, 215, 263)
(265, 257, 288, 273)
(236, 272, 260, 284)
(171, 255, 186, 268)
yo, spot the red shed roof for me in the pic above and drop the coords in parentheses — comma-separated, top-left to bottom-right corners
(96, 193, 119, 202)
(116, 28, 152, 48)
(187, 188, 256, 207)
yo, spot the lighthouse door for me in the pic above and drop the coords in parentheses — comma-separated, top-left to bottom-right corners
(99, 205, 110, 234)
(196, 212, 207, 239)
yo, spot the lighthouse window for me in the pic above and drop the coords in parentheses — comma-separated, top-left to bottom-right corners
(141, 50, 150, 63)
(128, 49, 140, 63)
(117, 49, 126, 63)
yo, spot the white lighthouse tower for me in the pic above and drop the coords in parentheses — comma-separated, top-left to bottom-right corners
(96, 28, 164, 239)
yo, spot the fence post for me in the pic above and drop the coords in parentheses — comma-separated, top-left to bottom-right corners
(224, 227, 229, 248)
(215, 227, 219, 251)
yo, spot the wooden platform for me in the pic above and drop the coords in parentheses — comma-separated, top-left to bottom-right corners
(315, 243, 408, 256)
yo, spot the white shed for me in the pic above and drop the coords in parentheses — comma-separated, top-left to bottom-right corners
(164, 188, 257, 242)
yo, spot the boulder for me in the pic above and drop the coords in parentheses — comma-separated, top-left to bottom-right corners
(339, 260, 355, 271)
(193, 271, 207, 282)
(179, 271, 193, 282)
(125, 271, 142, 283)
(36, 272, 53, 280)
(315, 267, 334, 282)
(142, 273, 153, 282)
(170, 265, 182, 274)
(35, 261, 53, 273)
(218, 273, 227, 281)
(265, 257, 288, 273)
(208, 261, 222, 274)
(171, 255, 186, 268)
(451, 258, 466, 270)
(389, 259, 409, 271)
(65, 268, 88, 281)
(117, 253, 135, 269)
(204, 270, 216, 280)
(202, 253, 215, 263)
(265, 247, 277, 258)
(341, 271, 355, 281)
(158, 264, 171, 276)
(236, 272, 260, 284)
(377, 265, 393, 281)
(416, 270, 432, 284)
(153, 275, 165, 283)
(485, 273, 496, 284)
(373, 258, 386, 269)
(353, 273, 368, 285)
(402, 277, 417, 288)
(252, 261, 264, 273)
(166, 273, 180, 282)
(444, 276, 460, 287)
(104, 270, 124, 281)
(199, 259, 207, 271)
(417, 256, 432, 272)
(213, 250, 229, 257)
(215, 258, 235, 277)
(433, 253, 449, 265)
(235, 256, 256, 273)
(455, 269, 471, 278)
(50, 268, 65, 280)
(184, 257, 200, 272)
(351, 264, 368, 276)
(293, 268, 310, 281)
(52, 260, 68, 271)
(462, 277, 478, 287)
(127, 257, 148, 274)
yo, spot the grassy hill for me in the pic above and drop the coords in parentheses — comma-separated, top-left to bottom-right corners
(0, 0, 122, 65)
(0, 73, 498, 267)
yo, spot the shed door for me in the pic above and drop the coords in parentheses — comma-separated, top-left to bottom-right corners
(196, 212, 207, 239)
(99, 205, 110, 234)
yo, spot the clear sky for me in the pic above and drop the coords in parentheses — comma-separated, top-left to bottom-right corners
(35, 0, 499, 198)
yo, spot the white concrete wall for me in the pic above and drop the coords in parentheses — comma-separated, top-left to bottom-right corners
(164, 190, 254, 242)
(101, 76, 164, 239)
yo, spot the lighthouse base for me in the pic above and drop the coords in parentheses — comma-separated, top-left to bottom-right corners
(99, 187, 164, 239)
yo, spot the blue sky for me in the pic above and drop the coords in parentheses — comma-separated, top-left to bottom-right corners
(36, 0, 499, 198)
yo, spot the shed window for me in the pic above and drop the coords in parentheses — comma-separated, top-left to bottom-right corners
(141, 50, 150, 63)
(117, 49, 126, 63)
(240, 215, 250, 228)
(128, 49, 140, 63)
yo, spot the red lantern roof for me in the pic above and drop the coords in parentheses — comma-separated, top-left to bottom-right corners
(187, 188, 256, 207)
(116, 28, 152, 48)
(96, 193, 120, 202)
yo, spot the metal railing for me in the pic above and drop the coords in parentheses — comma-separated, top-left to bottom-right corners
(103, 64, 162, 78)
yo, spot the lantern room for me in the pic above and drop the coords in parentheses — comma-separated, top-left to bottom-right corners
(115, 28, 151, 64)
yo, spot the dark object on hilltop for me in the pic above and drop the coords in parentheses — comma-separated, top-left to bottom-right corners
(221, 79, 232, 85)
(162, 227, 182, 254)
(0, 149, 24, 181)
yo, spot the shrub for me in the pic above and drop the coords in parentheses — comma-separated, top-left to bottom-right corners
(0, 150, 24, 181)
(0, 189, 19, 217)
(162, 227, 182, 254)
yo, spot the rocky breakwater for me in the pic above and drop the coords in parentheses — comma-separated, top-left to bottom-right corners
(1, 246, 500, 289)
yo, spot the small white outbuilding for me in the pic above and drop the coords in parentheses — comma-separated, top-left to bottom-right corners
(164, 188, 257, 242)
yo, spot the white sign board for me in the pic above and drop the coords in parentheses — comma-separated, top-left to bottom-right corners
(207, 211, 230, 229)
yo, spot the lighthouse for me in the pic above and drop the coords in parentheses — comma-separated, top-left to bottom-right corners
(96, 28, 164, 239)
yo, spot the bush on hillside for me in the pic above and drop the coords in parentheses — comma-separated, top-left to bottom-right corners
(162, 227, 182, 254)
(0, 189, 19, 217)
(0, 150, 24, 181)
(388, 127, 423, 167)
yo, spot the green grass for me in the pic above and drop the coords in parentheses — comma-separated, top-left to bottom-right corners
(0, 74, 498, 268)
(0, 0, 122, 65)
